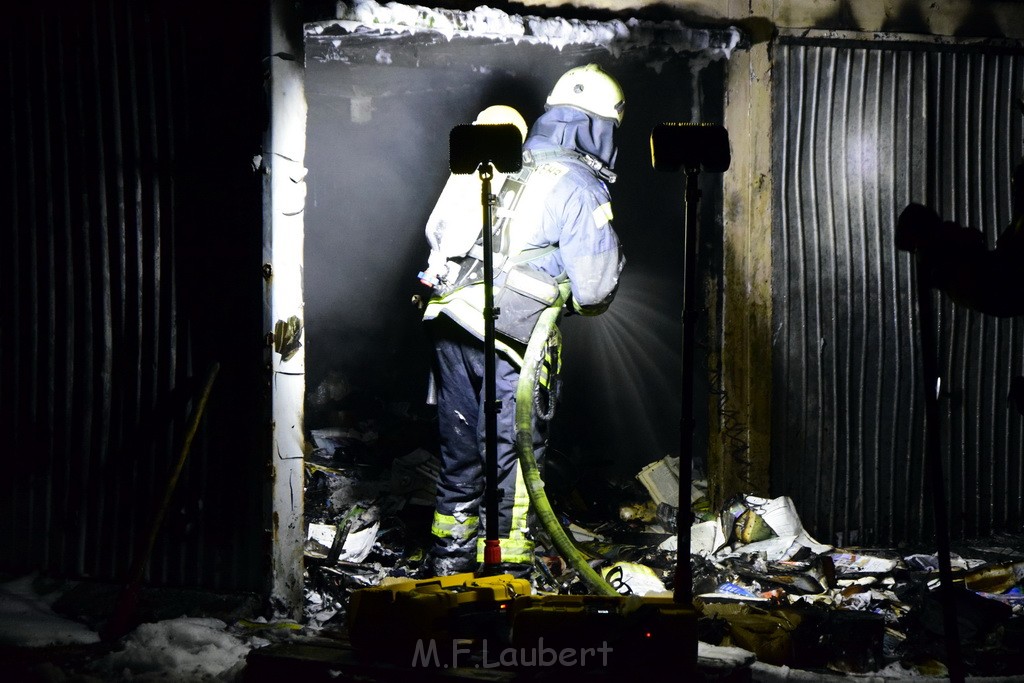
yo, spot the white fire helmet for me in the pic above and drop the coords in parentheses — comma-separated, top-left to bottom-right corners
(545, 63, 625, 126)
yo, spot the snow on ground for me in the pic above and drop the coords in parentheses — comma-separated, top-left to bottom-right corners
(90, 617, 252, 682)
(0, 574, 257, 681)
(0, 574, 100, 648)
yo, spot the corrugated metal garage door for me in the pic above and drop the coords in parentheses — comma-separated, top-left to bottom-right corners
(1, 1, 268, 592)
(772, 36, 1024, 547)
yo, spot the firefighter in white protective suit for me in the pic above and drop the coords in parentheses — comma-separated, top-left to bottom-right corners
(418, 64, 626, 577)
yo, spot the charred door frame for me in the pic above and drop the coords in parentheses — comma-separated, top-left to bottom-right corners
(268, 2, 744, 617)
(266, 0, 308, 618)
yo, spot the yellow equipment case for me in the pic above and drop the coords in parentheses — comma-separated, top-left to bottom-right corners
(509, 593, 697, 672)
(347, 572, 531, 666)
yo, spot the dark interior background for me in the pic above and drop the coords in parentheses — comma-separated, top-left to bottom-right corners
(303, 27, 728, 502)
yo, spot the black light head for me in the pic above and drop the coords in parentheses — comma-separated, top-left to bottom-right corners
(449, 123, 523, 175)
(650, 122, 731, 173)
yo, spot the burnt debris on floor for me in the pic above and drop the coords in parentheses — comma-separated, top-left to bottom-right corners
(301, 410, 1024, 678)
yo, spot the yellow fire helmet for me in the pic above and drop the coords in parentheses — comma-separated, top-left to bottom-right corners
(473, 104, 529, 142)
(545, 63, 625, 126)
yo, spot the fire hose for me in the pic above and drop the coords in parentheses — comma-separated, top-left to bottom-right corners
(514, 305, 619, 596)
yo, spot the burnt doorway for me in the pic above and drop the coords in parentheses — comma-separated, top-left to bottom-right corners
(299, 4, 739, 600)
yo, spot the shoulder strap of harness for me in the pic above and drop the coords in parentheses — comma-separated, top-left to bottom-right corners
(467, 150, 539, 263)
(523, 148, 617, 184)
(464, 147, 609, 278)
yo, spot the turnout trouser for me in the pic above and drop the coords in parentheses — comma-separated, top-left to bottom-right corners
(428, 316, 547, 574)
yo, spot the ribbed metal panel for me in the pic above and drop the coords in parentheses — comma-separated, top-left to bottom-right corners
(772, 38, 1024, 546)
(1, 2, 267, 592)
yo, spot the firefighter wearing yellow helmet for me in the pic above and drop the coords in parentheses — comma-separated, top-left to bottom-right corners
(418, 65, 626, 578)
(419, 106, 529, 290)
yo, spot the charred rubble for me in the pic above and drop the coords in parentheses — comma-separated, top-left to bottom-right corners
(299, 402, 1024, 678)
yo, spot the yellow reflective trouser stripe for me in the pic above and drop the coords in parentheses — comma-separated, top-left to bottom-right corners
(592, 201, 613, 227)
(475, 462, 534, 564)
(477, 536, 535, 564)
(478, 538, 534, 565)
(432, 511, 479, 540)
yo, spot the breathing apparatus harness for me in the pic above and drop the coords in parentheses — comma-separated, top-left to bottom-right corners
(434, 147, 615, 298)
(545, 147, 617, 184)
